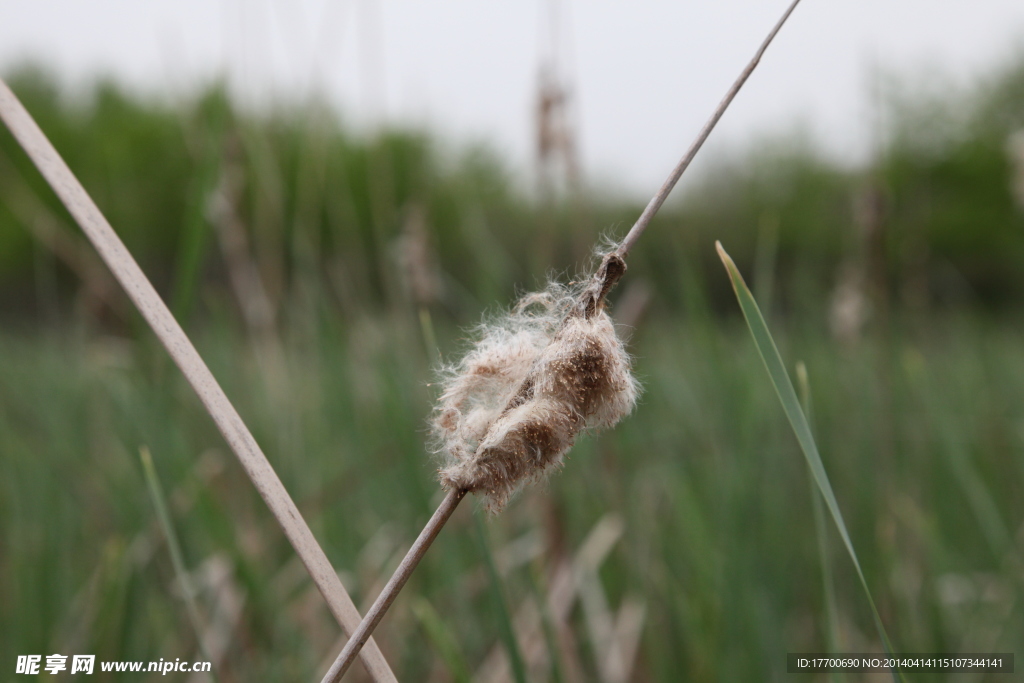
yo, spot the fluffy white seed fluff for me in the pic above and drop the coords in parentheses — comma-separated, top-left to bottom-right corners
(431, 280, 638, 512)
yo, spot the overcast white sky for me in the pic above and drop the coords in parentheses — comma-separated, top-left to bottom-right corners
(3, 0, 1024, 195)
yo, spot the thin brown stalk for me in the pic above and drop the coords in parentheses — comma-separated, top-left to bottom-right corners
(0, 79, 397, 683)
(616, 0, 803, 258)
(321, 489, 467, 683)
(318, 1, 804, 678)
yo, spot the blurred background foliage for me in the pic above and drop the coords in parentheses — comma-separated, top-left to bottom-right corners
(3, 55, 1024, 328)
(2, 53, 1024, 681)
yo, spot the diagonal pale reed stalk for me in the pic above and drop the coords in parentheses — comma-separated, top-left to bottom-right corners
(321, 1, 805, 679)
(0, 79, 397, 683)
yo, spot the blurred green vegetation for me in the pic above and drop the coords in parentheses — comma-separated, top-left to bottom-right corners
(3, 56, 1024, 326)
(2, 55, 1024, 681)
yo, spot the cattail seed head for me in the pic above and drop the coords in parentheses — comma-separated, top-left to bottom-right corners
(431, 255, 638, 511)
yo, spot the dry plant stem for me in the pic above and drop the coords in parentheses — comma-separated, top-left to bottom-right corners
(0, 79, 397, 683)
(616, 0, 803, 258)
(322, 488, 468, 683)
(316, 2, 805, 678)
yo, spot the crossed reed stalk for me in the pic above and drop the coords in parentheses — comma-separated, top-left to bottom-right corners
(0, 1, 801, 680)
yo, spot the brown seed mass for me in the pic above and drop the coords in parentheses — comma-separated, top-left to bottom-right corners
(431, 275, 638, 511)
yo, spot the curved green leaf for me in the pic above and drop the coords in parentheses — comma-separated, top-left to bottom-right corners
(716, 242, 899, 681)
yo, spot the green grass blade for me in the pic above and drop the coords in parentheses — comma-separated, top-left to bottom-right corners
(716, 242, 899, 679)
(796, 362, 842, 678)
(418, 306, 440, 360)
(474, 512, 527, 683)
(411, 596, 472, 683)
(525, 563, 566, 683)
(139, 446, 218, 680)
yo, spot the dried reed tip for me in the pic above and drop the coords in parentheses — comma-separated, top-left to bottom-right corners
(431, 255, 639, 512)
(396, 203, 442, 306)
